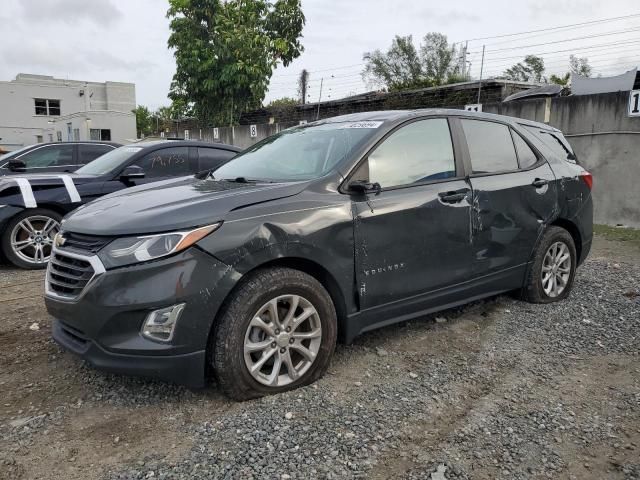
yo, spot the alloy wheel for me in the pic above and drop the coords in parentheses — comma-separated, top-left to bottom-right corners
(244, 294, 322, 387)
(10, 215, 60, 265)
(541, 241, 572, 298)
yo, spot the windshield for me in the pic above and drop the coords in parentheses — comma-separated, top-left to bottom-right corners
(213, 122, 380, 182)
(75, 146, 143, 175)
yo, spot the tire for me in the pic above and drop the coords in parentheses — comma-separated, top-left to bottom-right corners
(521, 226, 577, 303)
(212, 267, 337, 401)
(1, 208, 62, 270)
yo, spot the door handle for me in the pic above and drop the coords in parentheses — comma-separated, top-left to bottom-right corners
(438, 189, 469, 204)
(532, 178, 549, 188)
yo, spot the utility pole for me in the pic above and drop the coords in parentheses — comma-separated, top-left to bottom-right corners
(299, 69, 309, 105)
(462, 41, 468, 79)
(316, 77, 324, 120)
(477, 45, 486, 104)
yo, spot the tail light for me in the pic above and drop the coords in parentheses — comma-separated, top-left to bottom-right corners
(579, 171, 593, 190)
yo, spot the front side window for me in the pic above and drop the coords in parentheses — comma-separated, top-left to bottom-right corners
(213, 122, 377, 182)
(366, 118, 456, 188)
(17, 145, 74, 168)
(34, 99, 61, 116)
(75, 146, 143, 175)
(133, 147, 191, 178)
(462, 120, 519, 174)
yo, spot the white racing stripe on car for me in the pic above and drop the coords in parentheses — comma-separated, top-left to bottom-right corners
(13, 178, 37, 208)
(58, 175, 81, 203)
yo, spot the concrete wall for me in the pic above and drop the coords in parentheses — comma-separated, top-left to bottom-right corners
(0, 74, 136, 149)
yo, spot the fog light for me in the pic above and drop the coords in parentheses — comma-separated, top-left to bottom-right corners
(141, 303, 185, 342)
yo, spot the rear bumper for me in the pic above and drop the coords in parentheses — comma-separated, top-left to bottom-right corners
(52, 318, 207, 388)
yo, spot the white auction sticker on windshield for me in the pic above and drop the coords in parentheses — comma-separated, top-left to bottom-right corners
(341, 121, 383, 129)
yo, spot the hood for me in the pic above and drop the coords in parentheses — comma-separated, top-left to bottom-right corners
(0, 173, 97, 188)
(62, 176, 309, 236)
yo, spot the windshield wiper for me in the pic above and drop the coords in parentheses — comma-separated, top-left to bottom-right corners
(222, 177, 258, 183)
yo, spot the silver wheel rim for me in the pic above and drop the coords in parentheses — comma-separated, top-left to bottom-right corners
(244, 294, 322, 387)
(541, 241, 572, 298)
(10, 215, 60, 265)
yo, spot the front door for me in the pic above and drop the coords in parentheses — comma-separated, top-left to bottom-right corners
(350, 117, 473, 311)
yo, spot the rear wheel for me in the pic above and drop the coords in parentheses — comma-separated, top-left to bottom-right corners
(521, 226, 577, 303)
(1, 209, 62, 269)
(212, 267, 337, 401)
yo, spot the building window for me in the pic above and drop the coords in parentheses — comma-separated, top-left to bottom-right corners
(48, 134, 54, 142)
(90, 128, 112, 141)
(56, 131, 62, 142)
(36, 135, 44, 143)
(34, 99, 61, 116)
(73, 128, 80, 141)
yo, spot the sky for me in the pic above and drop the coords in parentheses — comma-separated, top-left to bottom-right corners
(1, 0, 639, 110)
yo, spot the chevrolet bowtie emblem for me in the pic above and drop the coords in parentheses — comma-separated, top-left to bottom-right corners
(54, 233, 66, 248)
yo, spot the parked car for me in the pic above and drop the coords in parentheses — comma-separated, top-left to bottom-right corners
(45, 110, 593, 400)
(0, 141, 121, 176)
(0, 140, 240, 268)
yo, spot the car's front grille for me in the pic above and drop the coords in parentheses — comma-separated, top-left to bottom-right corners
(60, 231, 112, 254)
(47, 252, 97, 299)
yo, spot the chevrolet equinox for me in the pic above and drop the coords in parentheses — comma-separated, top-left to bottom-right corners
(45, 110, 593, 400)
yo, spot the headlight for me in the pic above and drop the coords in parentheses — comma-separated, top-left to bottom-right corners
(98, 223, 221, 268)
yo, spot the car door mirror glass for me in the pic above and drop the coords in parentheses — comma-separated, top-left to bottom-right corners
(120, 165, 145, 180)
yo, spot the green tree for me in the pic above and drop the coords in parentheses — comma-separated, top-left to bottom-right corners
(267, 97, 298, 108)
(132, 105, 154, 138)
(550, 55, 592, 86)
(362, 33, 461, 91)
(569, 54, 592, 77)
(503, 55, 546, 83)
(167, 0, 305, 126)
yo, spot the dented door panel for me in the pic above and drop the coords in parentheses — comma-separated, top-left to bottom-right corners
(352, 179, 473, 310)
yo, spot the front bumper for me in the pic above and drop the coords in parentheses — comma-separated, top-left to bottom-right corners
(45, 246, 238, 388)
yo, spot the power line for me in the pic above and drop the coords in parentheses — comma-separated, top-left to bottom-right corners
(462, 12, 640, 42)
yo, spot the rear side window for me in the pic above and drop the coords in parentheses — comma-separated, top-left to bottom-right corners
(133, 147, 192, 178)
(367, 118, 456, 188)
(461, 120, 518, 173)
(198, 147, 236, 171)
(511, 132, 538, 169)
(78, 144, 114, 164)
(18, 144, 74, 168)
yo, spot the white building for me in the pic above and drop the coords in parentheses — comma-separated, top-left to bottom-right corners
(0, 73, 137, 151)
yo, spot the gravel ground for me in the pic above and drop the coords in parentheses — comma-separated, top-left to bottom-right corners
(0, 235, 638, 480)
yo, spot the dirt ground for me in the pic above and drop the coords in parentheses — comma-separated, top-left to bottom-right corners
(0, 234, 638, 480)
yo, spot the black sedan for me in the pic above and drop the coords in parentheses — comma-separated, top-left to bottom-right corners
(0, 140, 240, 268)
(0, 141, 121, 176)
(45, 110, 593, 400)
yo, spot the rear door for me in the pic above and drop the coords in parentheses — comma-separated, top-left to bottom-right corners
(77, 144, 116, 168)
(460, 118, 557, 280)
(350, 117, 473, 311)
(197, 147, 237, 172)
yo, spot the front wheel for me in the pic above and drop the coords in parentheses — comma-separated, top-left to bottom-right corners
(521, 226, 577, 303)
(212, 267, 337, 400)
(1, 209, 62, 269)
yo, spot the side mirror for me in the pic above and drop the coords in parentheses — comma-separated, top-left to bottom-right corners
(8, 159, 27, 172)
(120, 165, 145, 181)
(348, 179, 381, 194)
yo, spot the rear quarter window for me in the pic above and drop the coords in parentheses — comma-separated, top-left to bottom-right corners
(522, 126, 577, 163)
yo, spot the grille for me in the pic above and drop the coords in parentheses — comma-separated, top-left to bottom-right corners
(60, 231, 112, 254)
(47, 252, 96, 299)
